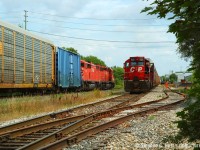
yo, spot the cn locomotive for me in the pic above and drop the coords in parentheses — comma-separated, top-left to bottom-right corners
(123, 56, 160, 93)
(0, 20, 114, 93)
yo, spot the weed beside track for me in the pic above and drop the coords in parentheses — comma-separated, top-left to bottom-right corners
(0, 90, 114, 122)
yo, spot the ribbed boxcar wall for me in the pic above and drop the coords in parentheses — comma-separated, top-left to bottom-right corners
(33, 41, 53, 84)
(25, 36, 33, 83)
(46, 44, 53, 83)
(34, 39, 40, 83)
(41, 42, 46, 83)
(0, 21, 55, 88)
(0, 26, 2, 81)
(15, 32, 24, 83)
(3, 28, 14, 83)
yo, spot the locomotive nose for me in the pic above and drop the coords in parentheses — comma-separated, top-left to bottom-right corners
(133, 77, 139, 88)
(133, 76, 139, 81)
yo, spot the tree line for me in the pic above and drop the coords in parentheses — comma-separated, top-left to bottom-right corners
(142, 0, 200, 144)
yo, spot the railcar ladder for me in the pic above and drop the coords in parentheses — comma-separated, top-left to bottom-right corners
(69, 54, 74, 86)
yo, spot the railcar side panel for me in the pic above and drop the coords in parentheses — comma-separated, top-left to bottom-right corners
(0, 21, 55, 89)
(56, 47, 81, 89)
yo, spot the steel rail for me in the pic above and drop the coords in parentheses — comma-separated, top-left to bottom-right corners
(0, 94, 130, 135)
(0, 93, 145, 149)
(0, 114, 91, 141)
(18, 91, 169, 150)
(41, 97, 185, 150)
(109, 93, 147, 109)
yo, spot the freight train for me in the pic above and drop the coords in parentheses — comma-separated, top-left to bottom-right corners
(123, 56, 160, 93)
(0, 20, 114, 93)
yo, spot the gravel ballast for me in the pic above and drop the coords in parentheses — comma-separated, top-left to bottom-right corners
(66, 86, 196, 150)
(1, 86, 196, 149)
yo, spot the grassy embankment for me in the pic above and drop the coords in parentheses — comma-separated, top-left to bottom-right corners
(0, 90, 114, 122)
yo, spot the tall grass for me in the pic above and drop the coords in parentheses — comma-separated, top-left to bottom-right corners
(0, 90, 112, 122)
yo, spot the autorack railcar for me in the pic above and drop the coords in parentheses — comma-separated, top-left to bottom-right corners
(0, 20, 55, 93)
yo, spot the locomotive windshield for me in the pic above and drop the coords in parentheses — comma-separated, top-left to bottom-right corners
(131, 61, 144, 66)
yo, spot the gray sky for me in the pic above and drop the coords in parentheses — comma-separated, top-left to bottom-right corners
(0, 0, 190, 75)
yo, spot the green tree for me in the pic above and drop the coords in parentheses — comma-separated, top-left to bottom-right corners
(160, 75, 169, 83)
(169, 73, 178, 83)
(112, 66, 124, 89)
(62, 47, 79, 54)
(82, 55, 106, 66)
(142, 0, 200, 142)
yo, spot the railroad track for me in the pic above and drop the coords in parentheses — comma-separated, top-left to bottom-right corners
(0, 89, 185, 150)
(0, 93, 145, 150)
(40, 90, 185, 150)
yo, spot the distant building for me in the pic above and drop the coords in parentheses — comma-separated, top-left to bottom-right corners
(175, 72, 185, 82)
(175, 72, 192, 83)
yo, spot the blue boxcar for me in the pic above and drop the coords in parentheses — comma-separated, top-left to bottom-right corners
(56, 47, 81, 89)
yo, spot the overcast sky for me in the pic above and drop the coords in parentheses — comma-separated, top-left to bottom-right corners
(0, 0, 190, 75)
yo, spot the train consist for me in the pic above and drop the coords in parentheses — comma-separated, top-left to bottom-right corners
(123, 56, 160, 93)
(0, 20, 114, 93)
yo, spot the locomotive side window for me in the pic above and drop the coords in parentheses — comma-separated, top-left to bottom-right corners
(87, 64, 91, 68)
(81, 63, 84, 67)
(125, 62, 130, 68)
(145, 66, 149, 74)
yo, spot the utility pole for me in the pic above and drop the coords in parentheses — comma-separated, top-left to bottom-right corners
(24, 10, 28, 30)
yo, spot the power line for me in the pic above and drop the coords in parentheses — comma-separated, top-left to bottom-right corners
(28, 21, 166, 33)
(29, 17, 169, 27)
(53, 39, 176, 49)
(0, 11, 22, 14)
(51, 35, 175, 47)
(0, 16, 22, 19)
(28, 11, 157, 20)
(29, 30, 175, 44)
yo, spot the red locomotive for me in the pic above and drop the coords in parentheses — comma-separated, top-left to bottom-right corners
(123, 56, 160, 93)
(81, 60, 115, 90)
